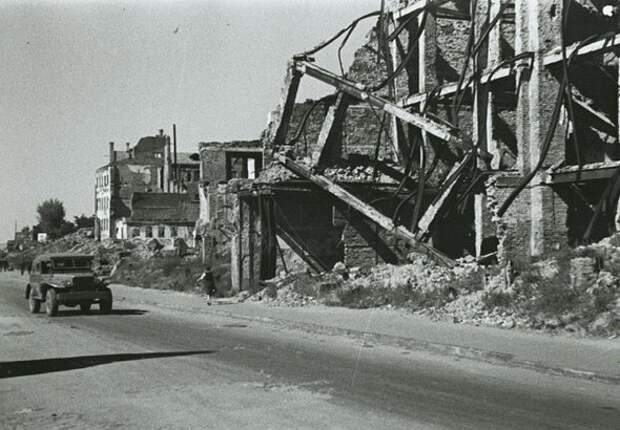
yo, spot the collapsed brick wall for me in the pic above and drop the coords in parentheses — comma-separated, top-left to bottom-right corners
(253, 0, 618, 275)
(283, 30, 395, 164)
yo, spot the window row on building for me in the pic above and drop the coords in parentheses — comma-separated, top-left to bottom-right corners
(96, 196, 110, 211)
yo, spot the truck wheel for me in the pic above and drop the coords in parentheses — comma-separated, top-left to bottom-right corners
(100, 291, 112, 314)
(80, 302, 91, 314)
(46, 289, 59, 317)
(29, 295, 40, 313)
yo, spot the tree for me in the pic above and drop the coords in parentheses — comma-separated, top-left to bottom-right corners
(73, 214, 95, 229)
(36, 199, 74, 239)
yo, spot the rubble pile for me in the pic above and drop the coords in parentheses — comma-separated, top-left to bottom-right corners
(255, 162, 298, 184)
(245, 236, 620, 337)
(322, 165, 394, 183)
(247, 271, 342, 307)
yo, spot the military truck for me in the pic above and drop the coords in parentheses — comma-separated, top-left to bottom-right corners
(25, 253, 112, 316)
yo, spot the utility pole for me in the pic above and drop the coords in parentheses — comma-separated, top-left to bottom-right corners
(173, 124, 178, 193)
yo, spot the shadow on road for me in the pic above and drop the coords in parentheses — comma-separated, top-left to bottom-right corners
(55, 308, 148, 317)
(0, 350, 215, 379)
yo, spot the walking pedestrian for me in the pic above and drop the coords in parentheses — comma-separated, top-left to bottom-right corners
(197, 266, 216, 305)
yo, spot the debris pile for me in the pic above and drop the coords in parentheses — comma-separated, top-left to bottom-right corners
(244, 235, 620, 337)
(247, 271, 342, 307)
(322, 165, 395, 183)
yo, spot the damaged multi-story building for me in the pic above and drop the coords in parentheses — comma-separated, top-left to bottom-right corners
(201, 0, 618, 291)
(95, 127, 200, 242)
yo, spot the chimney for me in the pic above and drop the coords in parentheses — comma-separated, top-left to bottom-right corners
(164, 136, 171, 192)
(109, 142, 116, 164)
(159, 129, 164, 137)
(126, 142, 132, 159)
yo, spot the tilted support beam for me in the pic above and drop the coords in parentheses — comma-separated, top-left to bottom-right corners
(415, 155, 471, 239)
(311, 92, 350, 167)
(543, 33, 620, 66)
(571, 97, 617, 135)
(269, 62, 303, 149)
(274, 225, 327, 273)
(294, 61, 492, 162)
(275, 153, 456, 267)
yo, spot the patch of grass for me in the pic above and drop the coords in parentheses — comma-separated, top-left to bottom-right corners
(111, 256, 208, 294)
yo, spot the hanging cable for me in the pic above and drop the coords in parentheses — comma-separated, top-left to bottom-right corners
(288, 95, 332, 147)
(370, 11, 428, 92)
(452, 2, 506, 125)
(296, 11, 381, 58)
(451, 0, 477, 126)
(496, 31, 610, 217)
(496, 78, 566, 217)
(338, 23, 358, 76)
(561, 0, 581, 173)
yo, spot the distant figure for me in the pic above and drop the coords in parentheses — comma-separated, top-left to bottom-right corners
(197, 267, 216, 305)
(20, 262, 25, 275)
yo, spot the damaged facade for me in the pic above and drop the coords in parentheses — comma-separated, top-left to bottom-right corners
(202, 0, 618, 291)
(115, 192, 199, 242)
(95, 128, 200, 241)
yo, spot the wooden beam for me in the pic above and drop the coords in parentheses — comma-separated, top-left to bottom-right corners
(297, 62, 455, 142)
(572, 97, 617, 135)
(275, 154, 455, 267)
(400, 65, 513, 106)
(548, 161, 620, 184)
(543, 33, 620, 66)
(295, 61, 492, 162)
(274, 225, 327, 273)
(270, 62, 302, 148)
(415, 155, 470, 239)
(311, 92, 349, 167)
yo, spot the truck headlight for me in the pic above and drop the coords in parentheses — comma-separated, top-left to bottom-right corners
(62, 280, 72, 288)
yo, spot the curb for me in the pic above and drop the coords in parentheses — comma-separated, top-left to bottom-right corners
(116, 286, 620, 385)
(205, 307, 620, 385)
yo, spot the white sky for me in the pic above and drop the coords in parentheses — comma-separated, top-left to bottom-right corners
(0, 0, 377, 243)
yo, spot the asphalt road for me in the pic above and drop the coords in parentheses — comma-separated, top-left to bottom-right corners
(1, 273, 619, 429)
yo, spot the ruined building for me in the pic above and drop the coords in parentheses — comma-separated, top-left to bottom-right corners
(95, 128, 200, 241)
(203, 0, 618, 291)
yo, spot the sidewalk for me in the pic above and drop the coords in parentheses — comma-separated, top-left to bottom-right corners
(119, 283, 618, 384)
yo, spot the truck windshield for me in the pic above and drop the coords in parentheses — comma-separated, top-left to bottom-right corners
(52, 258, 92, 272)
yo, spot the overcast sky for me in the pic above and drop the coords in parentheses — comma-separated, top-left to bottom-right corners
(0, 0, 377, 243)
